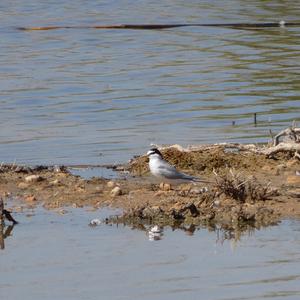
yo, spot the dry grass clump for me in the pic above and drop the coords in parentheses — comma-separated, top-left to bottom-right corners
(213, 169, 273, 202)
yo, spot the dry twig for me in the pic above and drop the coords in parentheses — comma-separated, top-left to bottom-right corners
(214, 169, 273, 202)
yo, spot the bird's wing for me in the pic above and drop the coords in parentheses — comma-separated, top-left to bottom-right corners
(158, 160, 210, 182)
(157, 161, 192, 180)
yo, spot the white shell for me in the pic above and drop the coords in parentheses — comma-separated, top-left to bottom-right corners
(89, 218, 101, 226)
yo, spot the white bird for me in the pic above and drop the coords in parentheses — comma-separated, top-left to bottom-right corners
(147, 148, 209, 184)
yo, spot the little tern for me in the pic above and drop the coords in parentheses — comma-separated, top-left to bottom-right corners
(147, 148, 209, 184)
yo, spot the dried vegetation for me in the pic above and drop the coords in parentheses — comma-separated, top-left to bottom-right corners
(213, 169, 275, 202)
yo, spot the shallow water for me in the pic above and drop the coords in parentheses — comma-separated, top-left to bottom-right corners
(1, 207, 300, 300)
(1, 2, 300, 298)
(0, 1, 300, 165)
(68, 166, 120, 179)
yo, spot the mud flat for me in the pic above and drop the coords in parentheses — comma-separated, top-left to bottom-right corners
(1, 142, 300, 232)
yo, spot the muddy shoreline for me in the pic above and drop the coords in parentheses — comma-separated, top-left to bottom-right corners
(1, 143, 300, 231)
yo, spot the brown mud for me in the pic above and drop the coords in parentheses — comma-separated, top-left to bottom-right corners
(1, 144, 300, 231)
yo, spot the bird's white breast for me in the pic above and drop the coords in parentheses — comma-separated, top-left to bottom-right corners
(149, 155, 164, 177)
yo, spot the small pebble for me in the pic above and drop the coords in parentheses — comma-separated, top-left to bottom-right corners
(53, 165, 62, 173)
(201, 187, 209, 193)
(214, 200, 220, 207)
(25, 175, 43, 183)
(12, 206, 24, 212)
(107, 181, 116, 188)
(262, 165, 273, 172)
(279, 20, 285, 27)
(190, 186, 208, 194)
(154, 191, 166, 197)
(86, 207, 98, 212)
(189, 187, 202, 194)
(286, 160, 298, 168)
(275, 164, 286, 173)
(115, 166, 125, 171)
(159, 182, 171, 191)
(15, 166, 27, 173)
(110, 186, 122, 197)
(287, 189, 300, 198)
(18, 182, 29, 189)
(24, 195, 37, 202)
(57, 208, 67, 215)
(49, 179, 60, 186)
(286, 175, 300, 185)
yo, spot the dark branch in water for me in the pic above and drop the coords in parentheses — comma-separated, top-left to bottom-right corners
(3, 210, 18, 225)
(0, 198, 18, 225)
(17, 21, 300, 31)
(1, 198, 18, 250)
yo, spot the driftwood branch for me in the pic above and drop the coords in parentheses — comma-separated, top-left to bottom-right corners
(152, 124, 300, 158)
(0, 198, 18, 250)
(151, 142, 260, 153)
(0, 198, 18, 225)
(17, 21, 300, 31)
(265, 123, 300, 156)
(273, 127, 300, 146)
(262, 143, 300, 157)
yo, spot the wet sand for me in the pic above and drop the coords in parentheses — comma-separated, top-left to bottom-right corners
(1, 144, 300, 230)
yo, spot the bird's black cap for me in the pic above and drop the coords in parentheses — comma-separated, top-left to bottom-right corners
(147, 148, 163, 157)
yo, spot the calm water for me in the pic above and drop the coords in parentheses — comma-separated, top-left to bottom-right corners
(0, 1, 300, 165)
(1, 207, 300, 300)
(1, 3, 300, 299)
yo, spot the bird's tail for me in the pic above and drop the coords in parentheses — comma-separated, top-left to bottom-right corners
(185, 174, 212, 184)
(192, 178, 212, 184)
